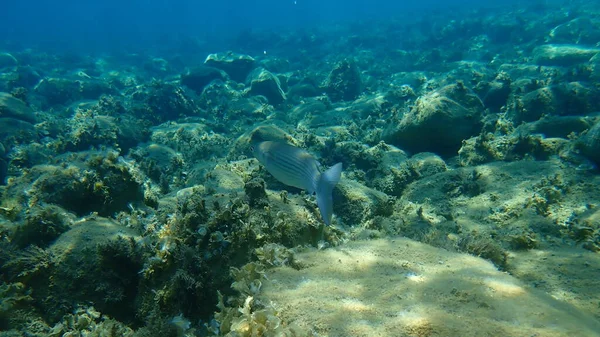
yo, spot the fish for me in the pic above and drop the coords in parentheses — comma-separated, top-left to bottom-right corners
(252, 140, 342, 226)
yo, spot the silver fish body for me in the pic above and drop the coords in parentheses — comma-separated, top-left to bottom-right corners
(253, 141, 342, 225)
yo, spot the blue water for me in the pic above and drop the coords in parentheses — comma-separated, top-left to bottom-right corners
(2, 0, 532, 53)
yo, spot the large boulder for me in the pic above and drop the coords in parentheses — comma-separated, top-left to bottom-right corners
(577, 120, 600, 166)
(0, 142, 6, 184)
(532, 44, 600, 66)
(181, 66, 226, 93)
(0, 52, 18, 69)
(547, 17, 600, 45)
(382, 82, 485, 156)
(322, 59, 362, 102)
(510, 82, 600, 123)
(246, 68, 286, 105)
(204, 52, 255, 83)
(34, 77, 115, 108)
(0, 92, 36, 123)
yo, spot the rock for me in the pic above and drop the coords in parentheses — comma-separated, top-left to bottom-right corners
(64, 114, 121, 151)
(0, 157, 6, 185)
(181, 66, 225, 93)
(0, 52, 18, 69)
(0, 117, 37, 140)
(499, 63, 567, 85)
(532, 44, 600, 66)
(129, 143, 183, 187)
(374, 152, 446, 197)
(343, 95, 387, 119)
(246, 68, 286, 104)
(577, 120, 600, 166)
(29, 151, 143, 216)
(130, 83, 199, 124)
(12, 65, 42, 88)
(482, 73, 511, 111)
(244, 177, 269, 208)
(334, 179, 392, 225)
(115, 114, 150, 152)
(0, 92, 36, 123)
(34, 77, 81, 107)
(547, 17, 600, 45)
(205, 165, 245, 194)
(204, 52, 255, 82)
(49, 217, 141, 322)
(287, 81, 319, 99)
(249, 124, 293, 144)
(511, 82, 600, 123)
(79, 79, 116, 100)
(291, 99, 329, 122)
(322, 59, 362, 102)
(382, 82, 485, 156)
(515, 115, 596, 138)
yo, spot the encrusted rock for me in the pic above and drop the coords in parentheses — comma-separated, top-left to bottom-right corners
(335, 179, 393, 225)
(205, 52, 255, 82)
(577, 119, 600, 166)
(511, 82, 600, 123)
(322, 59, 362, 102)
(547, 17, 600, 45)
(0, 52, 18, 69)
(382, 82, 484, 156)
(244, 177, 269, 208)
(181, 66, 226, 93)
(532, 44, 600, 66)
(0, 92, 36, 123)
(246, 68, 286, 105)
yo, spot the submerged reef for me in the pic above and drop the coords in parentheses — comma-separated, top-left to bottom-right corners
(1, 0, 600, 335)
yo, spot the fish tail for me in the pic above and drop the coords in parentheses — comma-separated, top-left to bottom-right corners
(316, 162, 343, 226)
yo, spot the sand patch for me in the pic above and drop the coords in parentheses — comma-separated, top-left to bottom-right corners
(258, 238, 600, 337)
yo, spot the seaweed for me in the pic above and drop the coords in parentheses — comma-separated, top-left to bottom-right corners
(456, 231, 508, 271)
